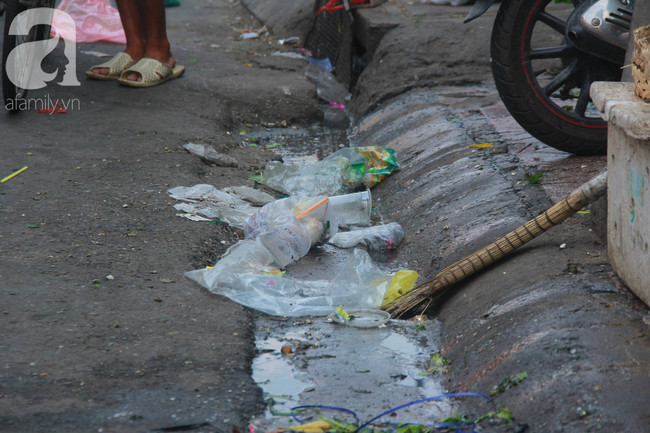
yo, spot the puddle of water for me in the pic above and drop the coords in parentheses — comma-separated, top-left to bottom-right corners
(380, 330, 447, 399)
(381, 332, 423, 356)
(252, 337, 313, 418)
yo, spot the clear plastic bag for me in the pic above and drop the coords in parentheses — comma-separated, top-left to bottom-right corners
(168, 184, 258, 228)
(264, 146, 400, 196)
(185, 248, 393, 317)
(52, 0, 126, 43)
(305, 63, 351, 104)
(329, 222, 405, 250)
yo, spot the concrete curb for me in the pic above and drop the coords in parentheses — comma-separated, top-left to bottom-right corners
(240, 0, 315, 39)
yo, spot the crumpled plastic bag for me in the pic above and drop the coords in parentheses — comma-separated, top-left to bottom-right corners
(51, 0, 126, 43)
(329, 222, 404, 250)
(264, 146, 400, 196)
(186, 247, 392, 317)
(223, 186, 275, 206)
(168, 184, 259, 228)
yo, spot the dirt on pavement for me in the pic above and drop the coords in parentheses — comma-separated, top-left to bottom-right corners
(0, 1, 320, 431)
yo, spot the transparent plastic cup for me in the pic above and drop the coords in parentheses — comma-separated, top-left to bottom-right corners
(327, 191, 372, 227)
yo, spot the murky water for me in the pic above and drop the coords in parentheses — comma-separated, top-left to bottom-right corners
(252, 337, 314, 418)
(251, 317, 449, 430)
(241, 124, 349, 164)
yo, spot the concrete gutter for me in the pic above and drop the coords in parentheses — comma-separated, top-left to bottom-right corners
(354, 87, 650, 431)
(242, 0, 650, 430)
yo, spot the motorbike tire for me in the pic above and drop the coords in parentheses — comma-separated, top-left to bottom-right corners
(491, 0, 622, 155)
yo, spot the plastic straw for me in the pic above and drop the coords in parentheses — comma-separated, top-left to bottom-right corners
(296, 197, 329, 219)
(1, 166, 28, 183)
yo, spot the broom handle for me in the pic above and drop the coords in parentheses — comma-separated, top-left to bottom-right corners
(385, 171, 608, 314)
(436, 171, 608, 281)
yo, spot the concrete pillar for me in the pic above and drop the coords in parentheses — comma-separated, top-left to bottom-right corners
(623, 2, 650, 82)
(591, 81, 650, 307)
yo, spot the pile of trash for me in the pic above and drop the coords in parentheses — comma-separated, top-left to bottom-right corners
(172, 146, 414, 317)
(264, 146, 400, 196)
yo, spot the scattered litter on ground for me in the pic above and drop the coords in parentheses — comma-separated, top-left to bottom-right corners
(175, 191, 422, 316)
(223, 186, 275, 206)
(560, 243, 567, 249)
(382, 270, 419, 307)
(489, 372, 528, 397)
(177, 213, 214, 222)
(329, 309, 391, 327)
(35, 102, 67, 114)
(255, 392, 517, 433)
(306, 57, 333, 72)
(326, 191, 372, 226)
(168, 184, 259, 228)
(468, 143, 494, 149)
(420, 352, 450, 376)
(238, 25, 268, 40)
(248, 172, 265, 185)
(264, 146, 399, 196)
(80, 50, 112, 57)
(272, 51, 306, 60)
(329, 222, 404, 250)
(183, 143, 238, 167)
(240, 32, 260, 39)
(1, 166, 28, 183)
(279, 37, 300, 45)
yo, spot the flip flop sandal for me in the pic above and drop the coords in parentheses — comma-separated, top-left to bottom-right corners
(85, 52, 136, 81)
(117, 58, 185, 88)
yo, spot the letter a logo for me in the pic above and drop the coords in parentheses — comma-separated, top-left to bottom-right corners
(6, 8, 80, 90)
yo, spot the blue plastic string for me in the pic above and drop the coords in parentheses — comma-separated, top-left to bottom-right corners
(288, 392, 494, 433)
(355, 392, 494, 431)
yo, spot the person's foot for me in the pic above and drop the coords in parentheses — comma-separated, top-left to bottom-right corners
(86, 52, 137, 80)
(124, 50, 175, 82)
(92, 47, 143, 77)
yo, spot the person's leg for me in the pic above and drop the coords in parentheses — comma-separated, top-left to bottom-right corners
(124, 0, 176, 82)
(93, 0, 146, 76)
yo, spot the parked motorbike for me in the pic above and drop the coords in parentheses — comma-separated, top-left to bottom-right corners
(466, 0, 634, 155)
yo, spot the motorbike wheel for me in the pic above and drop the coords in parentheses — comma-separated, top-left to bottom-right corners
(491, 0, 623, 155)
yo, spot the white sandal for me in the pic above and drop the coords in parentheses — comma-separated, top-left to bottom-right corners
(117, 58, 185, 88)
(86, 52, 136, 81)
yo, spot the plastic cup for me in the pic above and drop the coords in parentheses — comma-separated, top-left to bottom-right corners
(327, 191, 372, 226)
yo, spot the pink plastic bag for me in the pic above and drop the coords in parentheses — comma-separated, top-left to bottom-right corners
(51, 0, 126, 44)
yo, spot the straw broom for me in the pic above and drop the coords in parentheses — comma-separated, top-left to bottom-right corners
(384, 171, 608, 317)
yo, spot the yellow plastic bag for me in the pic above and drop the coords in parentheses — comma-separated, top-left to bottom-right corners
(382, 270, 418, 307)
(287, 421, 331, 433)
